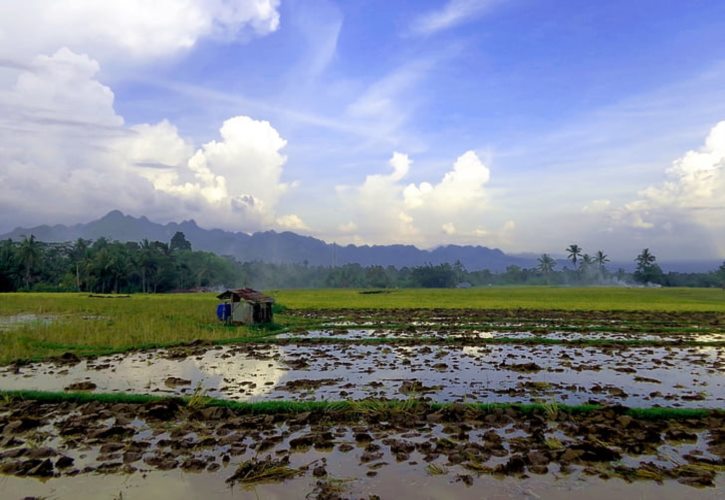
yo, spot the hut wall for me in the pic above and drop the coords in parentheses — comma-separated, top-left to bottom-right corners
(231, 302, 254, 324)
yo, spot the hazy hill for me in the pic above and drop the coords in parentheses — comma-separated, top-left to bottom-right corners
(0, 211, 534, 271)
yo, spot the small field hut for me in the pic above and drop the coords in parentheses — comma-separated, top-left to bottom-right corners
(216, 288, 274, 325)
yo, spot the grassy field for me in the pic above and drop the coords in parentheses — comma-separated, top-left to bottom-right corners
(272, 287, 725, 311)
(0, 293, 276, 364)
(0, 287, 723, 365)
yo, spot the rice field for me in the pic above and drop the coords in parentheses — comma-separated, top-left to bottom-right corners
(0, 289, 723, 498)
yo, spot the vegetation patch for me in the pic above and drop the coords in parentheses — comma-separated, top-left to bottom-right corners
(1, 390, 718, 420)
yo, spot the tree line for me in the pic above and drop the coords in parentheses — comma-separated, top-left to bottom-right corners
(0, 235, 723, 292)
(538, 244, 725, 287)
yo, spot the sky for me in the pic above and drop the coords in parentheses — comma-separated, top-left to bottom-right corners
(1, 0, 725, 261)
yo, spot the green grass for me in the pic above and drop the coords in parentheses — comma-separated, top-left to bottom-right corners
(0, 292, 310, 364)
(1, 289, 722, 365)
(271, 287, 725, 311)
(0, 390, 719, 420)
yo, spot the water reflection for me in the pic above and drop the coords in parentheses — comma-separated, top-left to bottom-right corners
(1, 342, 722, 407)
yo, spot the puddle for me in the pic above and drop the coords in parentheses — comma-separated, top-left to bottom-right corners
(2, 463, 721, 500)
(280, 328, 725, 343)
(1, 343, 722, 407)
(0, 314, 55, 332)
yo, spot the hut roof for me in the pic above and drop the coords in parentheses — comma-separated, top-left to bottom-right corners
(217, 288, 275, 303)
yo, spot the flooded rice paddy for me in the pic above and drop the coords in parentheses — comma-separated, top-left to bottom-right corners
(281, 327, 725, 343)
(1, 342, 722, 408)
(1, 307, 723, 497)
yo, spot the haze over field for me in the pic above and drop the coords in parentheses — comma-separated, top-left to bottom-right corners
(1, 1, 725, 261)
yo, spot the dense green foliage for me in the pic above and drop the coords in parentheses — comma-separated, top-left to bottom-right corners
(0, 233, 239, 293)
(1, 235, 723, 291)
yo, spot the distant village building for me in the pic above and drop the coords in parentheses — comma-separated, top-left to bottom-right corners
(216, 288, 274, 325)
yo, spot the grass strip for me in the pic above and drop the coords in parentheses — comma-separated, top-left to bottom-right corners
(1, 390, 719, 420)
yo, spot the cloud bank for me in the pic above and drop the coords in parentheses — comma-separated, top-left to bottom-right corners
(0, 0, 281, 63)
(334, 150, 513, 247)
(0, 48, 299, 231)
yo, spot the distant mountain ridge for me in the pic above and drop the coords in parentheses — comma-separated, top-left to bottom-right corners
(0, 211, 534, 271)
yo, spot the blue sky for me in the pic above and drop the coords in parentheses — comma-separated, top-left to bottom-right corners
(1, 0, 725, 260)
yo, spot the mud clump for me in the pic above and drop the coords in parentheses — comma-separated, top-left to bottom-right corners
(507, 362, 542, 372)
(280, 378, 341, 391)
(399, 379, 440, 394)
(64, 381, 97, 391)
(164, 377, 191, 388)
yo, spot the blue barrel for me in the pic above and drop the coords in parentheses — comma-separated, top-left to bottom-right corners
(216, 303, 226, 321)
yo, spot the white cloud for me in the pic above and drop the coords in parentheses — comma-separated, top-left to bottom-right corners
(345, 60, 434, 146)
(442, 222, 456, 235)
(334, 150, 502, 246)
(579, 121, 725, 257)
(0, 0, 281, 63)
(0, 48, 293, 232)
(276, 214, 309, 231)
(0, 48, 122, 129)
(610, 121, 725, 232)
(409, 0, 501, 36)
(582, 199, 611, 214)
(338, 221, 358, 233)
(403, 150, 490, 214)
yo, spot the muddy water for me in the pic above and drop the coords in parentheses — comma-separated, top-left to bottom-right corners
(1, 465, 721, 499)
(281, 328, 725, 343)
(1, 343, 722, 407)
(1, 398, 722, 499)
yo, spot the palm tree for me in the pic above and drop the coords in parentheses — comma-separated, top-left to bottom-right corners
(537, 254, 556, 275)
(634, 248, 662, 284)
(594, 250, 610, 273)
(579, 253, 594, 272)
(18, 235, 41, 289)
(566, 244, 582, 267)
(67, 238, 90, 291)
(635, 248, 656, 268)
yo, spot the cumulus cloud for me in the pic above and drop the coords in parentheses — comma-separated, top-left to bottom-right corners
(582, 121, 725, 257)
(609, 122, 725, 232)
(335, 150, 504, 246)
(0, 0, 281, 63)
(403, 150, 490, 213)
(0, 48, 294, 231)
(276, 214, 309, 231)
(582, 199, 611, 214)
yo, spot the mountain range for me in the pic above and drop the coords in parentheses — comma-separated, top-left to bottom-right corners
(2, 211, 720, 272)
(0, 211, 534, 271)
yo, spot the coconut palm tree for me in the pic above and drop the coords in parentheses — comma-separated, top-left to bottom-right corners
(634, 248, 662, 284)
(67, 238, 90, 291)
(537, 254, 556, 275)
(579, 253, 594, 271)
(18, 235, 41, 289)
(594, 250, 610, 273)
(566, 244, 582, 267)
